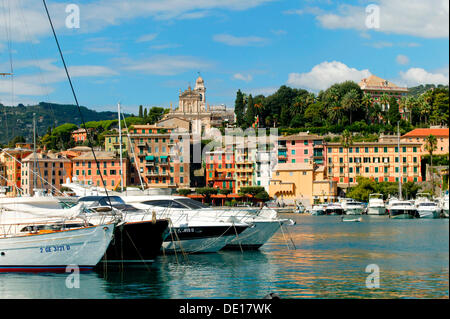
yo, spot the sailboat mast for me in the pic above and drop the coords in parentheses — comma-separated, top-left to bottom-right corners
(398, 122, 402, 200)
(118, 102, 124, 192)
(33, 113, 37, 194)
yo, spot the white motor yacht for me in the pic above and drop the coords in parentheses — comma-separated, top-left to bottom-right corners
(367, 194, 386, 215)
(416, 201, 442, 219)
(387, 199, 418, 219)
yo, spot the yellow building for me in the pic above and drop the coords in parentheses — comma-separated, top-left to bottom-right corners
(104, 133, 129, 153)
(325, 140, 423, 189)
(269, 163, 337, 207)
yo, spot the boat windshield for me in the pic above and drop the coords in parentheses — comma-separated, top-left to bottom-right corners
(419, 202, 437, 207)
(78, 196, 125, 206)
(140, 198, 207, 210)
(174, 198, 208, 210)
(391, 202, 413, 207)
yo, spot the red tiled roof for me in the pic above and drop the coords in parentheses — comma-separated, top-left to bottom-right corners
(402, 128, 449, 138)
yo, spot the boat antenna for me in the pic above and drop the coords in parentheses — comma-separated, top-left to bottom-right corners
(42, 0, 112, 207)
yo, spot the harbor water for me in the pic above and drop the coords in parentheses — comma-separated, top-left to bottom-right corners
(0, 214, 448, 299)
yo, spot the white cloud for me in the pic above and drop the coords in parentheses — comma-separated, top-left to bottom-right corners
(396, 54, 410, 65)
(136, 33, 158, 43)
(0, 0, 274, 42)
(287, 61, 371, 91)
(150, 43, 182, 50)
(233, 73, 253, 82)
(399, 67, 449, 86)
(119, 55, 212, 76)
(313, 0, 449, 38)
(213, 34, 269, 46)
(0, 59, 118, 98)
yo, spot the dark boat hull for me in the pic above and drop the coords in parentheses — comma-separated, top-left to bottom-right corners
(101, 219, 169, 264)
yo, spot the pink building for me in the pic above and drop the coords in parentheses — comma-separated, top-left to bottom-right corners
(278, 133, 325, 166)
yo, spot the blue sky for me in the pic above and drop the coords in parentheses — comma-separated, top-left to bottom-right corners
(0, 0, 448, 114)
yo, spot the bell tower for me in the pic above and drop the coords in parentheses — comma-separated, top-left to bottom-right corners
(194, 75, 206, 111)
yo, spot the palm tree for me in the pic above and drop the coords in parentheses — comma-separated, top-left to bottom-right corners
(341, 89, 360, 124)
(340, 129, 354, 190)
(379, 93, 390, 113)
(425, 134, 438, 189)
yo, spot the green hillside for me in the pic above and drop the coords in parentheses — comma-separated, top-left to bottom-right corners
(0, 102, 127, 145)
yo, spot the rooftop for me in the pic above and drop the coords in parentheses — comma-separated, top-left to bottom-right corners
(402, 128, 449, 138)
(359, 75, 408, 92)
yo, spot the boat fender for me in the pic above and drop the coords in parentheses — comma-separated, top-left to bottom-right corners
(152, 211, 156, 224)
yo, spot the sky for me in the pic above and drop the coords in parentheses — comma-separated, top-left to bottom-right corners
(0, 0, 448, 114)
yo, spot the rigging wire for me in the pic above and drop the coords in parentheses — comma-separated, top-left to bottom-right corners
(41, 0, 112, 207)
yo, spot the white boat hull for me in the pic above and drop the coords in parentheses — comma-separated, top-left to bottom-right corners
(367, 206, 386, 215)
(224, 220, 282, 249)
(418, 209, 442, 219)
(345, 208, 364, 215)
(162, 234, 235, 253)
(0, 224, 115, 271)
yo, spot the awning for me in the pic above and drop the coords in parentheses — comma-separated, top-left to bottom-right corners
(145, 156, 154, 161)
(160, 156, 168, 159)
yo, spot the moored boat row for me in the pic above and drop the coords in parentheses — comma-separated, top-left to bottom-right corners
(0, 193, 291, 272)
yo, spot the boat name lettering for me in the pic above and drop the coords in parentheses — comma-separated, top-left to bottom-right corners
(40, 245, 71, 253)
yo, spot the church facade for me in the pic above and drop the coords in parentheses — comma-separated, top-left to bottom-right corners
(162, 76, 234, 135)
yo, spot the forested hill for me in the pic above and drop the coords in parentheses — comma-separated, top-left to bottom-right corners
(407, 84, 449, 97)
(0, 102, 127, 145)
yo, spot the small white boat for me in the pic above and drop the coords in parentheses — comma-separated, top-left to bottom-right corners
(417, 201, 442, 219)
(0, 221, 115, 272)
(367, 194, 386, 215)
(342, 217, 362, 222)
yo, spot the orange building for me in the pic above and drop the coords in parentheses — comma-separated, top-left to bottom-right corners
(21, 152, 72, 196)
(71, 128, 91, 143)
(205, 148, 236, 192)
(401, 128, 449, 155)
(72, 151, 128, 191)
(126, 124, 190, 189)
(0, 147, 33, 196)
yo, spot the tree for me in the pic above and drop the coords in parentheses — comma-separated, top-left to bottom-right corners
(138, 105, 143, 118)
(143, 108, 148, 119)
(341, 89, 360, 124)
(244, 94, 256, 127)
(387, 96, 401, 125)
(196, 187, 218, 203)
(7, 136, 26, 148)
(177, 188, 192, 196)
(234, 90, 245, 127)
(425, 134, 438, 185)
